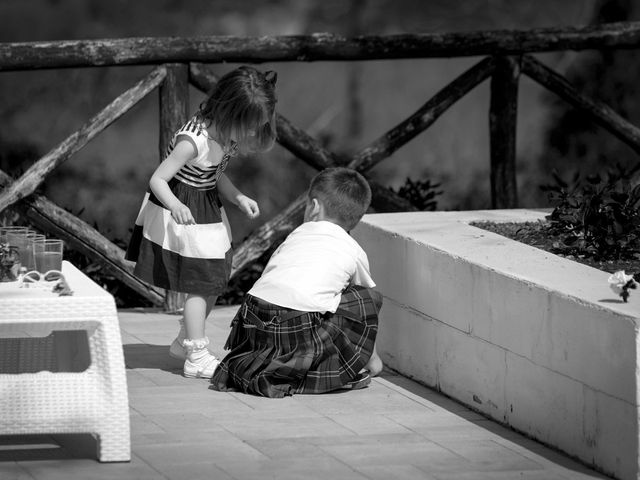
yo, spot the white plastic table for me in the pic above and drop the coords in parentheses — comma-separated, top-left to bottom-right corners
(0, 261, 130, 462)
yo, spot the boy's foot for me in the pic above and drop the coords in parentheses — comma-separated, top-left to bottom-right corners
(341, 372, 371, 390)
(365, 354, 384, 377)
(183, 353, 220, 379)
(169, 337, 187, 360)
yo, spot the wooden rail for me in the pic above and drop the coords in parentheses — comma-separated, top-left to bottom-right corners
(3, 22, 640, 71)
(2, 22, 640, 308)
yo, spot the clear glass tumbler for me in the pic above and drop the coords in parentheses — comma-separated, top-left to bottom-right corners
(6, 228, 35, 270)
(33, 239, 64, 273)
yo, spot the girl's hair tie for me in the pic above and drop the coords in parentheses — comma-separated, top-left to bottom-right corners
(264, 70, 277, 86)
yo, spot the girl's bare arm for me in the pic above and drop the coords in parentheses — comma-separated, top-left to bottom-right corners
(149, 136, 197, 224)
(217, 173, 260, 219)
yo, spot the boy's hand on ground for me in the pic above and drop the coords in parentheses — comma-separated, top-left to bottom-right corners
(236, 195, 260, 219)
(170, 203, 196, 225)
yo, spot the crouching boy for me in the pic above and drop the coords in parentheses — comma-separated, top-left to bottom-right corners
(211, 167, 383, 397)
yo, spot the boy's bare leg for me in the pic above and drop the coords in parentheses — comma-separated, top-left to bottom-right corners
(365, 343, 383, 377)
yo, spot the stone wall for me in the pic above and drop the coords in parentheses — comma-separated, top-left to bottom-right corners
(353, 210, 640, 480)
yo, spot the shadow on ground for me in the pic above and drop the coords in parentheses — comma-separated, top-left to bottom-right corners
(382, 372, 608, 478)
(122, 343, 183, 374)
(0, 434, 96, 462)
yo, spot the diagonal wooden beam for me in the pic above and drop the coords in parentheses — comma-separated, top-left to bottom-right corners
(521, 54, 640, 154)
(0, 66, 167, 214)
(275, 114, 343, 170)
(188, 63, 415, 277)
(189, 63, 343, 171)
(230, 192, 306, 277)
(348, 56, 496, 172)
(189, 62, 415, 201)
(0, 170, 164, 306)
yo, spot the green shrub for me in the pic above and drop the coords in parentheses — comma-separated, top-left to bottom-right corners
(391, 177, 443, 211)
(540, 163, 640, 260)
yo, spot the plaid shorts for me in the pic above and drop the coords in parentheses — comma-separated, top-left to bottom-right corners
(210, 286, 382, 398)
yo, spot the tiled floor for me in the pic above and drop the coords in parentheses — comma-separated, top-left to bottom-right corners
(1, 306, 612, 480)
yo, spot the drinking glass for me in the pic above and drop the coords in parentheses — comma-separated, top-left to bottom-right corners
(33, 239, 64, 273)
(25, 233, 46, 272)
(28, 233, 46, 244)
(0, 226, 28, 245)
(6, 228, 35, 270)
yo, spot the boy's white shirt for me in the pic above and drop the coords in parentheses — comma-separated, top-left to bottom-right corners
(248, 220, 375, 313)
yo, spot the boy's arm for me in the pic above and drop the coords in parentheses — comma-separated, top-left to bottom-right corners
(350, 250, 376, 288)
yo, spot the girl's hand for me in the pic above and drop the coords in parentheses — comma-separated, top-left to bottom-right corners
(216, 174, 259, 219)
(236, 195, 260, 219)
(170, 202, 196, 225)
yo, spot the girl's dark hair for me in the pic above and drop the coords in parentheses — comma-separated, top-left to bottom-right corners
(308, 167, 372, 231)
(197, 66, 278, 153)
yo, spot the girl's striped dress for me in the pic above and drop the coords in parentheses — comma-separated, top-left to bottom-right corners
(126, 118, 234, 295)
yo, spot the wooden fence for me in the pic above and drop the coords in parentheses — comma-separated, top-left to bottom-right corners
(2, 21, 640, 309)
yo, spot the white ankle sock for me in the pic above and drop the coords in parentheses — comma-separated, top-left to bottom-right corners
(188, 347, 210, 362)
(182, 337, 211, 362)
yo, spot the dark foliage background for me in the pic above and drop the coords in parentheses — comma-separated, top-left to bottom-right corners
(3, 0, 640, 306)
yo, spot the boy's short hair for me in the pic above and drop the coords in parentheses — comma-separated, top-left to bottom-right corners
(308, 167, 372, 230)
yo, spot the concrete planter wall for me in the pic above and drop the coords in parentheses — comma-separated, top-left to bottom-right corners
(352, 210, 640, 480)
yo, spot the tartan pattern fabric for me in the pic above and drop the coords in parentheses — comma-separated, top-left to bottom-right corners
(210, 286, 382, 398)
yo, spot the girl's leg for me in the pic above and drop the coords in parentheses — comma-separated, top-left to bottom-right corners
(183, 294, 207, 339)
(169, 295, 218, 360)
(181, 293, 220, 379)
(183, 293, 218, 338)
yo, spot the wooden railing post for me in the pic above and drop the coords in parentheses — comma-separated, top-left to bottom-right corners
(159, 63, 189, 313)
(489, 55, 521, 208)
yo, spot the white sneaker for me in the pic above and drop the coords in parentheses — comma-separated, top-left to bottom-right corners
(183, 353, 220, 379)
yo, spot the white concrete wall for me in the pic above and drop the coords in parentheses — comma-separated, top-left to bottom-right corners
(353, 210, 640, 480)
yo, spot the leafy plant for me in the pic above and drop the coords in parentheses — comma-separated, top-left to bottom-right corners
(540, 163, 640, 260)
(391, 177, 443, 211)
(0, 242, 20, 281)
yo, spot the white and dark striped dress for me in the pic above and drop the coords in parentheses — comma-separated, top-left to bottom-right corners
(126, 118, 235, 295)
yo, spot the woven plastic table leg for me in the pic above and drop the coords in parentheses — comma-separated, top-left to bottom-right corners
(90, 320, 131, 462)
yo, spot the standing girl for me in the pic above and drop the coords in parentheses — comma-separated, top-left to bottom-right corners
(126, 66, 278, 379)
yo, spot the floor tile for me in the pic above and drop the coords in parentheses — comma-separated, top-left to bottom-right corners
(218, 415, 356, 440)
(320, 438, 464, 469)
(0, 462, 36, 480)
(20, 455, 161, 480)
(357, 464, 440, 480)
(6, 309, 614, 480)
(328, 413, 415, 435)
